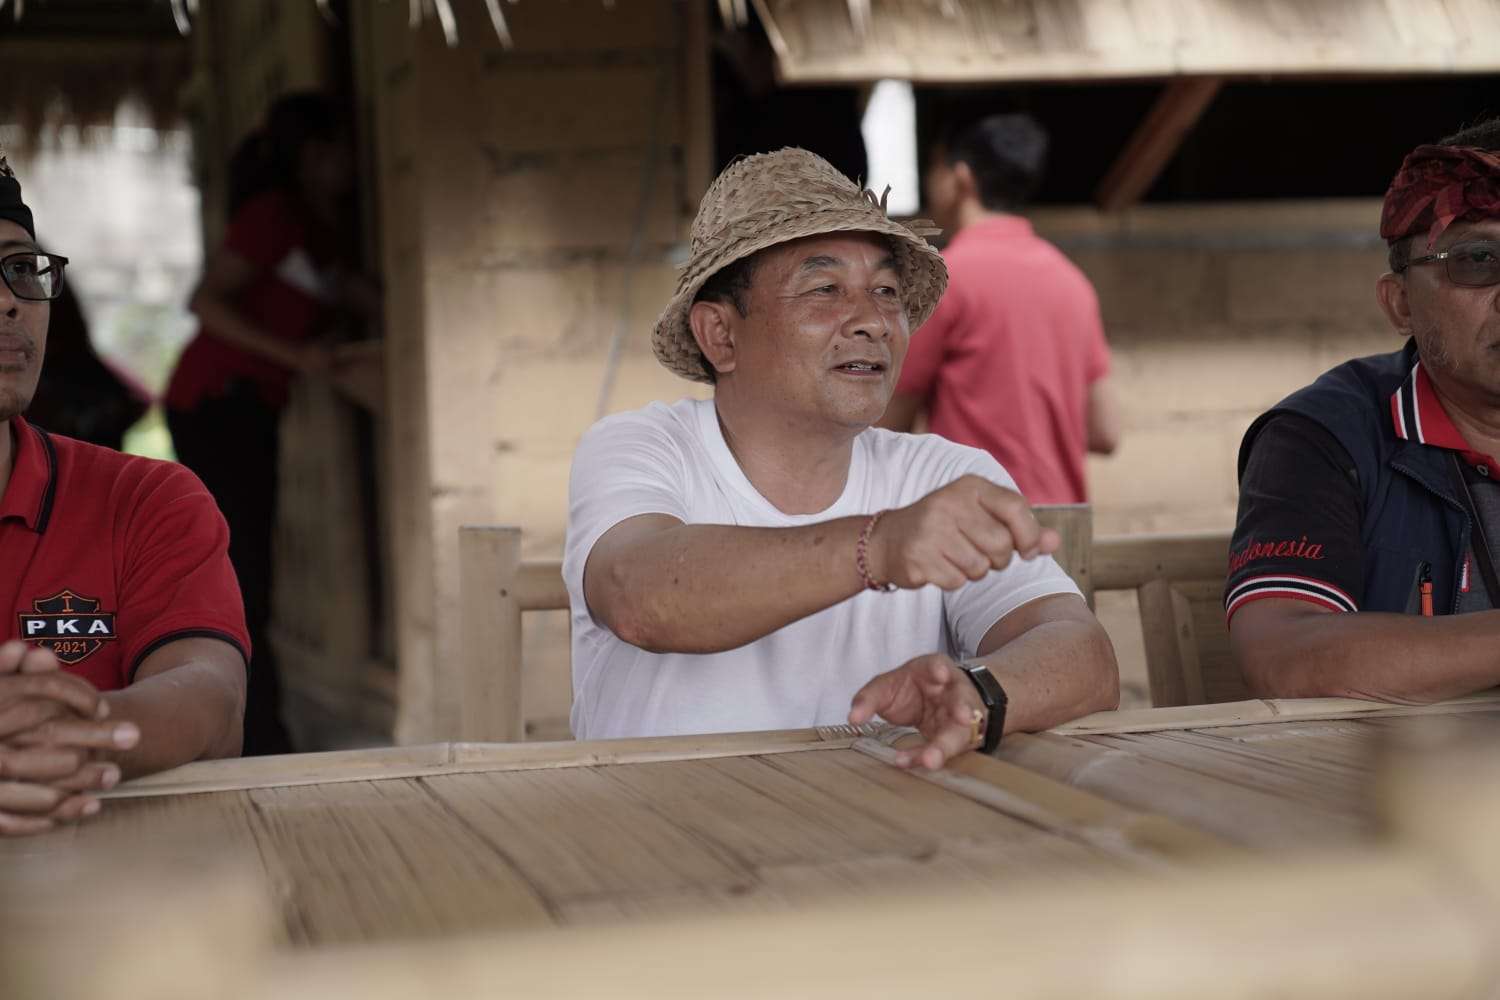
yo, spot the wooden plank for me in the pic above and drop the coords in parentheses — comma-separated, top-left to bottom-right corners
(995, 731, 1362, 848)
(1085, 730, 1371, 818)
(746, 833, 1127, 910)
(759, 744, 1044, 841)
(418, 767, 751, 907)
(858, 738, 1231, 863)
(105, 727, 864, 799)
(1193, 718, 1383, 774)
(1095, 77, 1223, 212)
(458, 526, 525, 742)
(245, 779, 554, 944)
(250, 848, 1497, 1000)
(1091, 532, 1230, 591)
(1055, 690, 1500, 736)
(515, 560, 568, 611)
(599, 754, 930, 868)
(66, 787, 268, 871)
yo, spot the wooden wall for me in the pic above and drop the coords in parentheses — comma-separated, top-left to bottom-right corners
(355, 0, 713, 743)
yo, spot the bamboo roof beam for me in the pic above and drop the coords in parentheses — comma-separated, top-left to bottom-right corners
(1095, 77, 1223, 212)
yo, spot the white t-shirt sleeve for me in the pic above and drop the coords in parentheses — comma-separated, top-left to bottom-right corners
(563, 409, 691, 620)
(941, 451, 1083, 657)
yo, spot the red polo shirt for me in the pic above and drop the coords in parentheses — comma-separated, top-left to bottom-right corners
(1, 416, 249, 691)
(896, 216, 1111, 503)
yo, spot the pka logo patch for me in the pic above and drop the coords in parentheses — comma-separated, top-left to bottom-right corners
(19, 590, 117, 665)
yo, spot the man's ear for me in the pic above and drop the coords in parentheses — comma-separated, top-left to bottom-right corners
(1375, 271, 1413, 338)
(952, 161, 978, 201)
(689, 299, 738, 377)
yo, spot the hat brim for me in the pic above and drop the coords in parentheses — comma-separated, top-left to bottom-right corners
(652, 210, 948, 384)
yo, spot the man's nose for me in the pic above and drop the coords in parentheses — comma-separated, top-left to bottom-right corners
(845, 292, 890, 340)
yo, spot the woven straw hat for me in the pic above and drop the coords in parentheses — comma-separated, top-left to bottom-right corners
(653, 148, 948, 383)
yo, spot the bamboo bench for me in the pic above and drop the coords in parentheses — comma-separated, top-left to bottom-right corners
(457, 510, 1233, 742)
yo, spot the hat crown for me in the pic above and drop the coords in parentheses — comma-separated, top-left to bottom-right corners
(689, 148, 867, 255)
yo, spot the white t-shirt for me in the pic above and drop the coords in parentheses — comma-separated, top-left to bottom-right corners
(563, 398, 1080, 740)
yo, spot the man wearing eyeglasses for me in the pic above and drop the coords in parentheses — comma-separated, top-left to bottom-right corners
(0, 149, 249, 835)
(1226, 120, 1500, 704)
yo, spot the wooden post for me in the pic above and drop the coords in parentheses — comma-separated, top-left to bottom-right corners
(458, 526, 525, 742)
(1137, 578, 1200, 707)
(1034, 503, 1093, 607)
(1095, 77, 1223, 212)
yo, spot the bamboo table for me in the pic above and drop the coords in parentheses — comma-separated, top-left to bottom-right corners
(4, 693, 1499, 1000)
(1011, 689, 1500, 849)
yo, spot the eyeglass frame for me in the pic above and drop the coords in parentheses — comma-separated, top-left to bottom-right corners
(1396, 239, 1500, 288)
(0, 250, 70, 301)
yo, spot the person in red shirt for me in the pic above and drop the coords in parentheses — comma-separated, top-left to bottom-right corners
(880, 115, 1121, 504)
(164, 92, 375, 755)
(0, 148, 249, 835)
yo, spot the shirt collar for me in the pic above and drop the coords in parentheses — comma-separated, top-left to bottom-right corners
(949, 214, 1035, 247)
(1390, 359, 1500, 469)
(0, 415, 57, 533)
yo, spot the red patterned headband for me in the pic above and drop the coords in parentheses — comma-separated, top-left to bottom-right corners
(1380, 144, 1500, 249)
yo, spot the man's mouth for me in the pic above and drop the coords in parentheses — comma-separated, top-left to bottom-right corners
(833, 360, 886, 375)
(0, 335, 33, 369)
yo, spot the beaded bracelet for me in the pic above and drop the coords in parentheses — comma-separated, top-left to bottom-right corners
(856, 510, 897, 593)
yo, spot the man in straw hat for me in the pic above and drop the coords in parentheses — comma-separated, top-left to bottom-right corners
(564, 149, 1118, 766)
(0, 147, 249, 835)
(1227, 120, 1500, 703)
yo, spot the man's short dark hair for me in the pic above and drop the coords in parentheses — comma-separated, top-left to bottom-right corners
(1389, 117, 1500, 271)
(691, 253, 761, 382)
(944, 114, 1049, 213)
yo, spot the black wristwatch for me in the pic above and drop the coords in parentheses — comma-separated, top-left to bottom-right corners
(958, 659, 1008, 754)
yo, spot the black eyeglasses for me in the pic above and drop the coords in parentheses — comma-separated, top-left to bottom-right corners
(1399, 240, 1500, 288)
(0, 251, 69, 301)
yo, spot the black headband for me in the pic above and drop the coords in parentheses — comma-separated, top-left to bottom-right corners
(0, 151, 36, 240)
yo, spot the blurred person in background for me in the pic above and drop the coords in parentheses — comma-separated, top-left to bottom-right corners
(880, 114, 1121, 504)
(25, 282, 151, 450)
(164, 91, 377, 755)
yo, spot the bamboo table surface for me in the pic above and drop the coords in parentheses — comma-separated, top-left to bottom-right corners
(4, 692, 1497, 954)
(1014, 689, 1500, 848)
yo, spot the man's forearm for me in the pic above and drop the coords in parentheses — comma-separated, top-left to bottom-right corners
(592, 519, 871, 653)
(1235, 607, 1500, 704)
(979, 618, 1120, 734)
(102, 662, 244, 778)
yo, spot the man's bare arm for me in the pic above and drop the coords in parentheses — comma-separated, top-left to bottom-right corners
(585, 475, 1059, 655)
(101, 637, 246, 778)
(585, 514, 870, 654)
(975, 593, 1119, 733)
(1086, 377, 1122, 456)
(1232, 599, 1500, 704)
(847, 593, 1118, 769)
(876, 391, 923, 432)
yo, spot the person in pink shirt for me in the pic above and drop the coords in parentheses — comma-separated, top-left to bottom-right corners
(880, 115, 1121, 504)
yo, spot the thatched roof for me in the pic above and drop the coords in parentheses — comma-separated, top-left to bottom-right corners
(0, 0, 190, 136)
(0, 37, 191, 135)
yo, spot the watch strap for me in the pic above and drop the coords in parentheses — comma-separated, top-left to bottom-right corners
(958, 659, 1007, 754)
